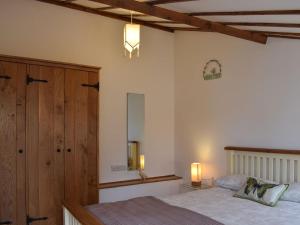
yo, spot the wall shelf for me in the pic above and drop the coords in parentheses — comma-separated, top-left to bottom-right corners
(98, 175, 182, 189)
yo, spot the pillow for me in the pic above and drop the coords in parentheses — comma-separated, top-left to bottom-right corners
(281, 183, 300, 203)
(234, 177, 289, 207)
(215, 175, 247, 191)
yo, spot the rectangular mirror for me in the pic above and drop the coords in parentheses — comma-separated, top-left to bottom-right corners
(127, 93, 145, 171)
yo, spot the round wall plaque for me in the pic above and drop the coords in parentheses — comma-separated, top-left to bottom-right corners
(203, 60, 222, 80)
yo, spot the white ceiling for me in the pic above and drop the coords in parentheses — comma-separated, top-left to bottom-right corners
(67, 0, 300, 34)
(160, 0, 300, 12)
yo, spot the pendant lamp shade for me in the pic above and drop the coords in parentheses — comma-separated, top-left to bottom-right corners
(124, 23, 140, 58)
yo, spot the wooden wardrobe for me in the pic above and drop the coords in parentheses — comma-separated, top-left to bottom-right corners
(0, 55, 100, 225)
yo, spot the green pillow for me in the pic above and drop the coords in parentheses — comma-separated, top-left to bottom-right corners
(234, 177, 289, 207)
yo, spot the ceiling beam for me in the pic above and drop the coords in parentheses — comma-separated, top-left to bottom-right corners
(148, 0, 198, 5)
(255, 31, 300, 36)
(87, 0, 267, 44)
(221, 22, 300, 28)
(36, 0, 174, 32)
(146, 21, 177, 23)
(268, 35, 300, 40)
(173, 27, 300, 40)
(96, 6, 116, 11)
(189, 9, 300, 16)
(173, 28, 300, 37)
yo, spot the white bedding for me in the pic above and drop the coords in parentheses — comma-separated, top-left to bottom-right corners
(160, 187, 300, 225)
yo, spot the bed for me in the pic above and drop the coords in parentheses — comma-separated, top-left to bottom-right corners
(64, 146, 300, 225)
(161, 187, 300, 225)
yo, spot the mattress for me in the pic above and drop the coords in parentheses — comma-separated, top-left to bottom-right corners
(160, 187, 300, 225)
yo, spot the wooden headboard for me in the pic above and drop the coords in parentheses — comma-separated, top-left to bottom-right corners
(225, 146, 300, 184)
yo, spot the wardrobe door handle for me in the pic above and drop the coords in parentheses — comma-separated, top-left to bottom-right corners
(57, 149, 61, 153)
(67, 148, 71, 153)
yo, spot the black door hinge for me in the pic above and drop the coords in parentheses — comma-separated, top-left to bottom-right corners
(26, 75, 48, 85)
(0, 75, 11, 80)
(0, 221, 12, 225)
(26, 215, 48, 225)
(81, 82, 99, 91)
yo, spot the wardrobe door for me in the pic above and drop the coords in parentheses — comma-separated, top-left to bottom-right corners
(65, 69, 99, 206)
(0, 61, 26, 225)
(26, 65, 65, 225)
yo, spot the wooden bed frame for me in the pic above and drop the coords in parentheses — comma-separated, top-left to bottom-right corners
(64, 146, 300, 225)
(63, 201, 104, 225)
(225, 146, 300, 184)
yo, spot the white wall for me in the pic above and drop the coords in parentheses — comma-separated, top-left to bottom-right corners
(0, 0, 175, 182)
(100, 180, 181, 203)
(175, 32, 300, 182)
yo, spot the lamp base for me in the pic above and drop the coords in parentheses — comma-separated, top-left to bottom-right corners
(191, 181, 202, 187)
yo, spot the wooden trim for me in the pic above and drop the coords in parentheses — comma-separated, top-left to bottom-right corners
(189, 10, 300, 16)
(0, 54, 100, 72)
(88, 0, 267, 44)
(254, 31, 300, 37)
(98, 175, 182, 189)
(224, 146, 300, 155)
(96, 6, 115, 11)
(36, 0, 174, 33)
(146, 21, 178, 24)
(64, 201, 105, 225)
(267, 35, 300, 40)
(173, 27, 208, 31)
(221, 22, 300, 28)
(148, 0, 198, 5)
(173, 28, 300, 40)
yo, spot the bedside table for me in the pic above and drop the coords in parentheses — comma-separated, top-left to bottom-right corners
(180, 178, 214, 193)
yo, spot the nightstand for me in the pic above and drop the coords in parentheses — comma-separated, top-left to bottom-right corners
(180, 178, 214, 193)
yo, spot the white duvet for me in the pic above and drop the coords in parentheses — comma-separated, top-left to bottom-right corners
(160, 187, 300, 225)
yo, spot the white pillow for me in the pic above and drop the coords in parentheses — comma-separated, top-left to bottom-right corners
(281, 183, 300, 203)
(215, 175, 247, 191)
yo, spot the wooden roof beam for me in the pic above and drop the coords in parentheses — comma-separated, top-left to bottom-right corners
(36, 0, 174, 32)
(88, 0, 267, 44)
(96, 6, 116, 11)
(268, 35, 300, 40)
(148, 0, 199, 5)
(189, 9, 300, 16)
(221, 22, 300, 28)
(173, 28, 300, 40)
(173, 28, 300, 37)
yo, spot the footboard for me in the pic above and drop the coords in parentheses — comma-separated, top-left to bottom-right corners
(63, 201, 104, 225)
(64, 207, 82, 225)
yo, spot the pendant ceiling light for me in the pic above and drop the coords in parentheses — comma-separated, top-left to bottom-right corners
(124, 12, 140, 59)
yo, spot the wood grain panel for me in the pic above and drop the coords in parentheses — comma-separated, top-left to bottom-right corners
(0, 61, 26, 225)
(64, 70, 76, 204)
(26, 65, 40, 222)
(65, 69, 99, 206)
(26, 65, 65, 225)
(87, 72, 99, 204)
(16, 63, 27, 225)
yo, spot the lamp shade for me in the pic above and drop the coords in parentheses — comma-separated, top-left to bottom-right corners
(139, 154, 145, 170)
(191, 163, 202, 186)
(124, 23, 140, 58)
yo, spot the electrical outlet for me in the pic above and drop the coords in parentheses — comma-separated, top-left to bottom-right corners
(111, 165, 127, 172)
